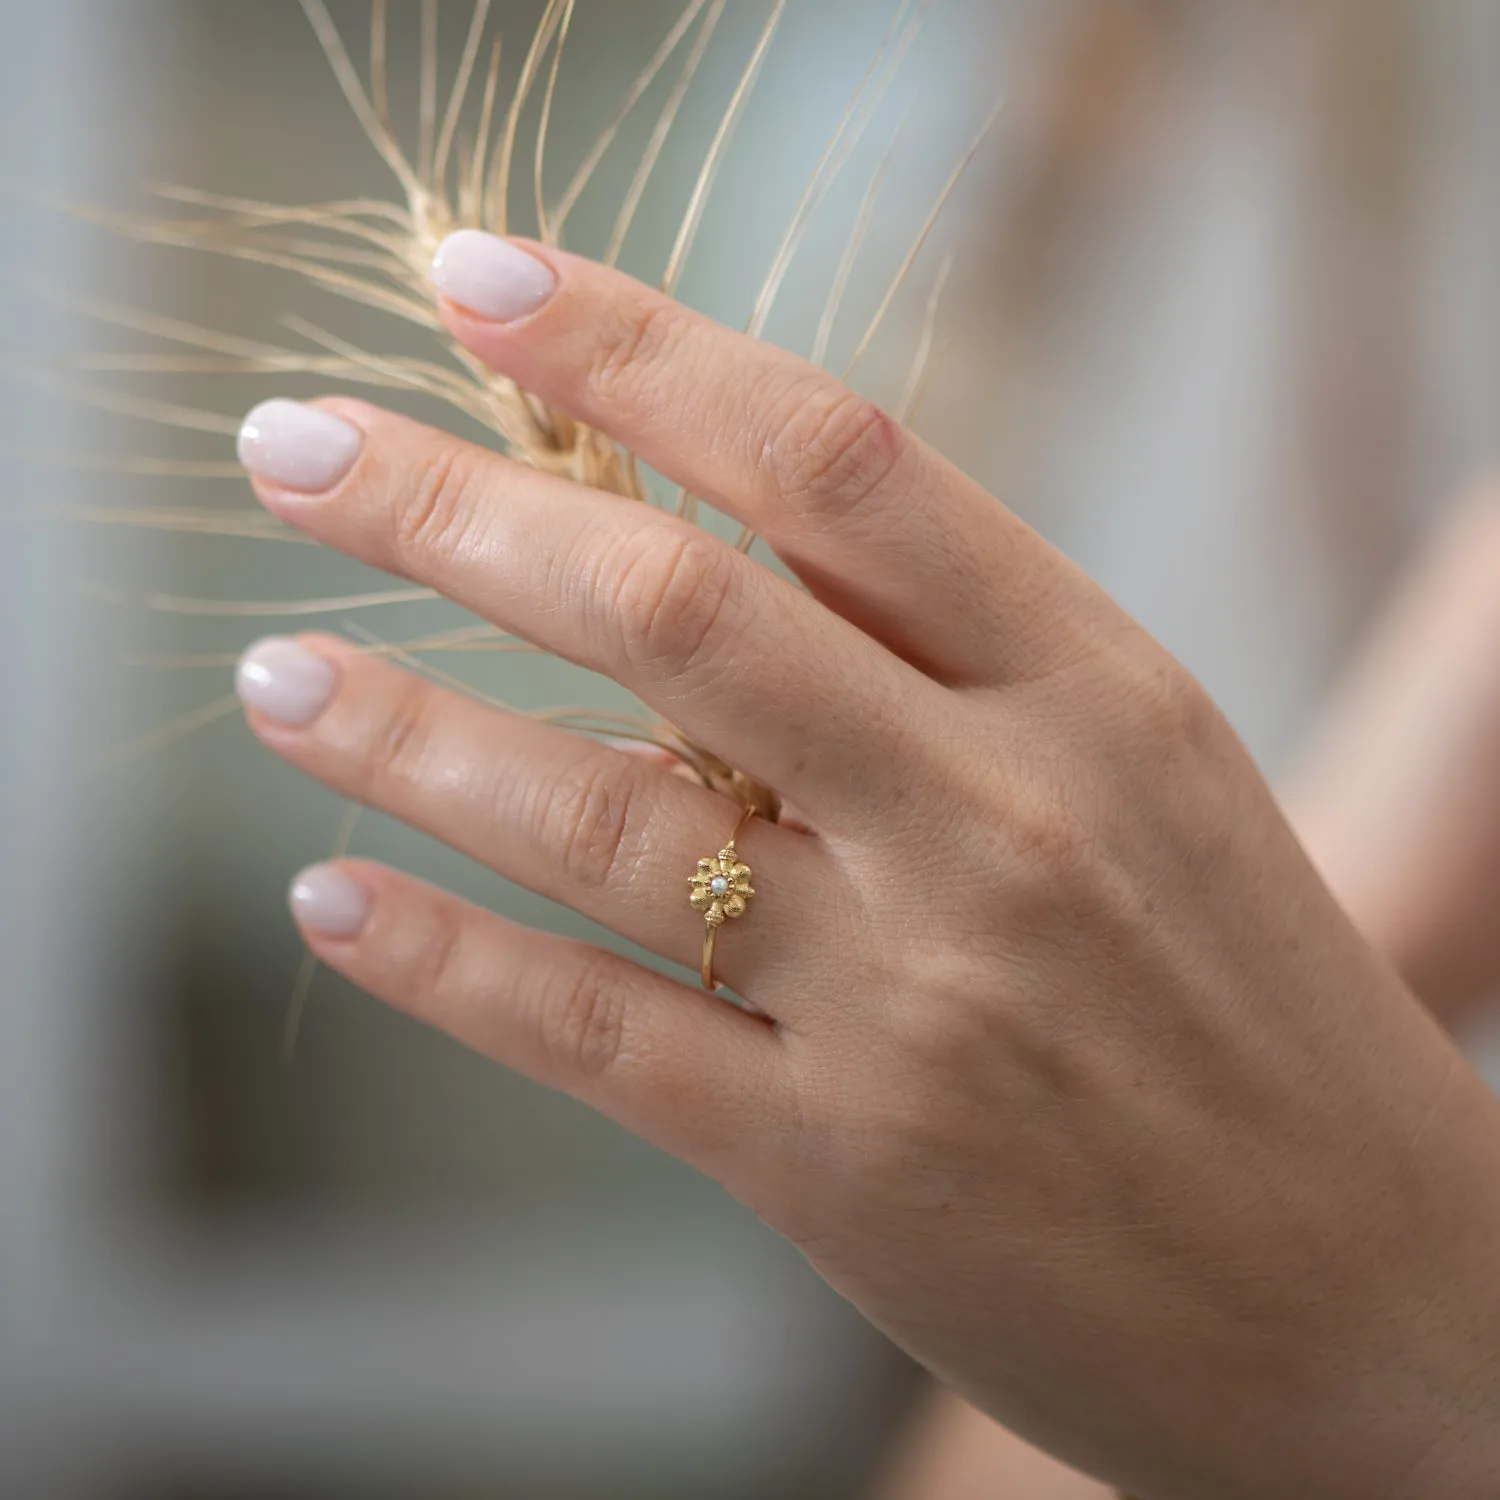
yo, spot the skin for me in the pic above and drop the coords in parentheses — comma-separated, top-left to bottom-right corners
(237, 240, 1500, 1499)
(877, 486, 1500, 1496)
(1284, 493, 1500, 1027)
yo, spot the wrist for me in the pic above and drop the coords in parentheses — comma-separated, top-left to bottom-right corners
(1121, 1051, 1500, 1500)
(1374, 1308, 1500, 1499)
(1300, 1087, 1500, 1499)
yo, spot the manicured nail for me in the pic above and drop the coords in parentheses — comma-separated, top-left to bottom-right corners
(235, 637, 339, 726)
(289, 864, 370, 939)
(238, 399, 364, 493)
(431, 230, 557, 322)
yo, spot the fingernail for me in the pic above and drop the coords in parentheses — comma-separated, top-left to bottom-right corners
(236, 637, 339, 726)
(238, 399, 364, 493)
(431, 230, 557, 323)
(289, 864, 370, 939)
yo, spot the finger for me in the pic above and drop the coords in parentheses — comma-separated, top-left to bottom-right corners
(428, 230, 1104, 685)
(287, 858, 789, 1177)
(237, 635, 828, 1006)
(237, 396, 942, 831)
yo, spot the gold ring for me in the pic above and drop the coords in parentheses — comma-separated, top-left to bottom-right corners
(689, 804, 757, 991)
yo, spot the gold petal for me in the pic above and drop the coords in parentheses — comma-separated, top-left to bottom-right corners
(731, 863, 751, 881)
(690, 888, 712, 911)
(724, 893, 746, 918)
(734, 882, 755, 898)
(697, 858, 717, 875)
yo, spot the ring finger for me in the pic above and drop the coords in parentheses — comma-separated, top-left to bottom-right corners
(236, 633, 832, 1010)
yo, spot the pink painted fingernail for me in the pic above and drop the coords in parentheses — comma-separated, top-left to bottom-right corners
(236, 637, 339, 726)
(431, 230, 557, 322)
(289, 864, 370, 938)
(238, 399, 364, 493)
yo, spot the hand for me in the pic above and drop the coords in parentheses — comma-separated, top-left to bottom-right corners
(1285, 490, 1500, 1023)
(876, 495, 1500, 1500)
(232, 231, 1500, 1500)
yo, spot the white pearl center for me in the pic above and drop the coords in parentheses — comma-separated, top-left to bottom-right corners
(710, 875, 730, 896)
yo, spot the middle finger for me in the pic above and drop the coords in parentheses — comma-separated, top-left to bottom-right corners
(238, 396, 940, 833)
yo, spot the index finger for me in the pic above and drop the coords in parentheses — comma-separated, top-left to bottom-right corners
(428, 231, 1105, 687)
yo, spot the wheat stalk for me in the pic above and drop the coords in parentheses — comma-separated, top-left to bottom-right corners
(41, 0, 994, 1038)
(61, 0, 992, 777)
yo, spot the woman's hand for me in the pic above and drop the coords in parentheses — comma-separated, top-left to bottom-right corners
(876, 491, 1500, 1500)
(232, 231, 1500, 1500)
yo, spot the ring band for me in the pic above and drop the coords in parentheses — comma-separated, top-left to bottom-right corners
(690, 804, 757, 991)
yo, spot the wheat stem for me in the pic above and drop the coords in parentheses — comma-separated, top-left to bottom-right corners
(490, 0, 569, 232)
(747, 0, 920, 339)
(605, 0, 726, 268)
(283, 797, 364, 1062)
(30, 284, 304, 365)
(535, 0, 579, 244)
(281, 950, 323, 1066)
(277, 315, 491, 414)
(128, 624, 527, 671)
(160, 229, 403, 272)
(59, 353, 405, 380)
(531, 707, 660, 734)
(371, 0, 392, 135)
(663, 0, 789, 296)
(150, 183, 412, 227)
(299, 0, 423, 202)
(468, 38, 505, 225)
(418, 0, 440, 185)
(435, 0, 493, 193)
(4, 450, 244, 479)
(64, 507, 313, 543)
(103, 692, 241, 768)
(814, 122, 898, 364)
(96, 219, 437, 327)
(846, 98, 1003, 379)
(148, 185, 415, 253)
(553, 0, 710, 237)
(4, 366, 240, 436)
(343, 619, 514, 711)
(898, 253, 953, 421)
(145, 586, 440, 618)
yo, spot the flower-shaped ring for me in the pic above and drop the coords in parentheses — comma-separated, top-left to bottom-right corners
(690, 805, 757, 991)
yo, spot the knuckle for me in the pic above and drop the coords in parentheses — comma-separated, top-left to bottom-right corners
(535, 949, 628, 1081)
(763, 384, 906, 521)
(611, 529, 742, 683)
(367, 675, 441, 791)
(1010, 798, 1093, 886)
(588, 300, 684, 410)
(883, 952, 990, 1066)
(394, 442, 487, 564)
(533, 756, 641, 893)
(411, 898, 469, 1008)
(1134, 662, 1223, 756)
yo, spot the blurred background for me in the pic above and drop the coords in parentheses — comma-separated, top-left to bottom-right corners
(4, 1, 1500, 1497)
